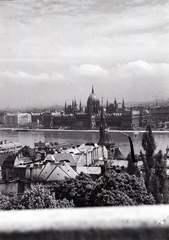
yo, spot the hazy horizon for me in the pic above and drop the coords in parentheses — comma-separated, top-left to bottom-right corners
(0, 0, 169, 109)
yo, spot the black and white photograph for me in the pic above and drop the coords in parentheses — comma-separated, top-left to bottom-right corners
(0, 0, 169, 239)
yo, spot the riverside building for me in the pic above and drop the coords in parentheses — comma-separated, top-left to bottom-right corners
(43, 86, 133, 130)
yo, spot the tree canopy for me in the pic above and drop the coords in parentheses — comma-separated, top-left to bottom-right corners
(0, 184, 74, 210)
(141, 124, 156, 191)
(52, 171, 155, 207)
(142, 124, 156, 164)
(151, 150, 168, 204)
(52, 172, 97, 207)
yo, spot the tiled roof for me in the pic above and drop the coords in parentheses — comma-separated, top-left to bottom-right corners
(54, 153, 77, 166)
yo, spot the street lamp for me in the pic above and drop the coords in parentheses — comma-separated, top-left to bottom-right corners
(113, 131, 139, 163)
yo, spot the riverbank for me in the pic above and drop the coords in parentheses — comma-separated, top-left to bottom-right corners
(1, 127, 169, 133)
(0, 127, 168, 155)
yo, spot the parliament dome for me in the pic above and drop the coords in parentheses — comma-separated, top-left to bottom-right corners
(87, 86, 100, 114)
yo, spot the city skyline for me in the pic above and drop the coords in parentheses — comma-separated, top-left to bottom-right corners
(0, 0, 169, 109)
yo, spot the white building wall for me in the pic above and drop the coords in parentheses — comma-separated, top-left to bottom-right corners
(18, 113, 32, 125)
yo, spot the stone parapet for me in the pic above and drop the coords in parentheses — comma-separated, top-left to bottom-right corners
(0, 205, 169, 240)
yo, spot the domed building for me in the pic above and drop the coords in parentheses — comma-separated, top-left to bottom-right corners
(87, 86, 100, 114)
(43, 86, 132, 130)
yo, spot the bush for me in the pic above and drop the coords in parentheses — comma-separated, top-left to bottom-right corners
(52, 171, 155, 207)
(52, 172, 96, 207)
(95, 170, 155, 205)
(0, 185, 74, 210)
(0, 192, 18, 210)
(18, 184, 74, 209)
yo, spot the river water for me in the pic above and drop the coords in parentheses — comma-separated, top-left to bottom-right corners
(0, 130, 169, 157)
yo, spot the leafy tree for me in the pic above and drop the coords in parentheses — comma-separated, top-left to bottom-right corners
(52, 172, 96, 207)
(151, 150, 168, 204)
(142, 124, 156, 160)
(95, 170, 155, 205)
(0, 185, 74, 210)
(94, 189, 134, 206)
(52, 171, 155, 207)
(0, 193, 18, 210)
(18, 184, 74, 210)
(141, 125, 169, 203)
(141, 124, 156, 191)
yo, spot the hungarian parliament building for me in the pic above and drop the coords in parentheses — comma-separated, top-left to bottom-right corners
(3, 87, 169, 130)
(42, 87, 132, 129)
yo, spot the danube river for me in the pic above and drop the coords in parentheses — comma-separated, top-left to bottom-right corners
(0, 129, 169, 157)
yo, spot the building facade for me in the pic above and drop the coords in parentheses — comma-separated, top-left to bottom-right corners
(4, 113, 31, 126)
(42, 87, 132, 130)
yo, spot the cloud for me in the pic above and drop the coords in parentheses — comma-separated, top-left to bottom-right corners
(0, 71, 64, 85)
(0, 0, 169, 64)
(0, 71, 65, 108)
(0, 1, 169, 109)
(72, 64, 108, 78)
(109, 61, 169, 102)
(0, 61, 169, 109)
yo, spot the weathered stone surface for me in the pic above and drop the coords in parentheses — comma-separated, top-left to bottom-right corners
(0, 205, 169, 240)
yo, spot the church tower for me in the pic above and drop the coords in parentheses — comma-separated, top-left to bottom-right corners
(98, 98, 112, 146)
(79, 100, 82, 112)
(114, 98, 118, 113)
(122, 99, 125, 109)
(64, 101, 67, 112)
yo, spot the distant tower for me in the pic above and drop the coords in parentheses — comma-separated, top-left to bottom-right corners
(74, 99, 77, 107)
(98, 98, 112, 146)
(74, 98, 78, 112)
(114, 98, 118, 113)
(106, 100, 109, 113)
(122, 99, 125, 112)
(92, 85, 94, 94)
(64, 101, 67, 112)
(79, 100, 82, 112)
(72, 100, 74, 109)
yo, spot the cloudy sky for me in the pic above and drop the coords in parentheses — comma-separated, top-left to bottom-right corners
(0, 0, 169, 109)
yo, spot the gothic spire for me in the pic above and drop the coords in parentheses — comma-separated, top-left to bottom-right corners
(122, 99, 125, 109)
(114, 98, 117, 105)
(92, 85, 94, 94)
(79, 100, 82, 111)
(72, 100, 74, 108)
(106, 99, 109, 108)
(98, 97, 112, 146)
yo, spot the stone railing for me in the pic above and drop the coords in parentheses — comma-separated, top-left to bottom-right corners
(0, 205, 169, 240)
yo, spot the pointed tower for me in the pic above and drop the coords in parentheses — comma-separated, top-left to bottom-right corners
(98, 99, 126, 160)
(74, 98, 78, 113)
(114, 98, 118, 113)
(72, 100, 74, 109)
(74, 98, 77, 107)
(106, 100, 109, 113)
(106, 100, 109, 108)
(64, 101, 67, 112)
(92, 85, 94, 94)
(122, 99, 125, 111)
(98, 98, 112, 146)
(79, 100, 82, 112)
